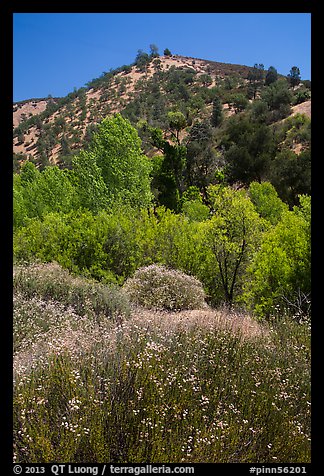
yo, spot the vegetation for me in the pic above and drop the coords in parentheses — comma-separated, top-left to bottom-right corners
(13, 48, 311, 464)
(123, 265, 208, 311)
(13, 264, 310, 462)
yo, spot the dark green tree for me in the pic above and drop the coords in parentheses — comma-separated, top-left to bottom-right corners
(185, 121, 220, 196)
(149, 44, 159, 58)
(210, 95, 223, 127)
(228, 93, 249, 114)
(135, 49, 151, 73)
(247, 63, 265, 99)
(261, 79, 293, 111)
(265, 66, 278, 86)
(223, 116, 275, 184)
(269, 148, 311, 206)
(287, 66, 301, 89)
(150, 126, 187, 211)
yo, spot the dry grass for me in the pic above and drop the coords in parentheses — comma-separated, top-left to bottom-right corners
(128, 306, 269, 340)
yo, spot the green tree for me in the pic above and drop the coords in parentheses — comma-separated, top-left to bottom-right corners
(149, 44, 159, 58)
(243, 195, 311, 318)
(210, 95, 223, 127)
(164, 48, 172, 56)
(248, 181, 288, 225)
(265, 66, 278, 86)
(199, 74, 213, 87)
(270, 148, 311, 206)
(13, 174, 29, 229)
(35, 166, 78, 214)
(149, 121, 187, 211)
(247, 63, 265, 99)
(20, 161, 40, 186)
(72, 150, 109, 213)
(261, 79, 293, 111)
(228, 93, 249, 114)
(223, 116, 275, 184)
(287, 66, 301, 89)
(135, 49, 150, 73)
(203, 185, 264, 305)
(185, 121, 220, 196)
(14, 164, 78, 224)
(89, 114, 153, 209)
(167, 111, 187, 145)
(181, 187, 210, 222)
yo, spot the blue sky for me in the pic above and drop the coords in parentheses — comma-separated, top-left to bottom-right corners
(13, 13, 311, 102)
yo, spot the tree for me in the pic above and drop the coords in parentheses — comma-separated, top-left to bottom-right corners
(13, 174, 29, 228)
(223, 116, 275, 184)
(287, 66, 301, 89)
(203, 185, 264, 305)
(269, 148, 311, 206)
(20, 161, 40, 186)
(149, 124, 187, 211)
(243, 195, 311, 318)
(167, 111, 187, 145)
(149, 44, 159, 58)
(199, 74, 213, 87)
(228, 93, 249, 113)
(164, 48, 172, 56)
(185, 121, 220, 196)
(261, 79, 293, 111)
(247, 63, 265, 99)
(210, 95, 223, 127)
(14, 164, 78, 223)
(248, 181, 288, 225)
(135, 49, 150, 73)
(88, 114, 153, 209)
(265, 66, 278, 86)
(72, 151, 109, 213)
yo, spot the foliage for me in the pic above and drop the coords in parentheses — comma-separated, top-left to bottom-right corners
(71, 151, 109, 213)
(287, 66, 301, 89)
(261, 79, 293, 112)
(123, 264, 207, 311)
(265, 66, 278, 86)
(248, 181, 288, 225)
(13, 163, 78, 226)
(14, 262, 131, 324)
(181, 187, 210, 222)
(247, 63, 264, 99)
(202, 185, 265, 304)
(223, 115, 275, 184)
(185, 121, 220, 195)
(210, 95, 223, 127)
(149, 126, 187, 211)
(242, 195, 311, 318)
(87, 114, 153, 208)
(269, 148, 311, 206)
(228, 93, 249, 113)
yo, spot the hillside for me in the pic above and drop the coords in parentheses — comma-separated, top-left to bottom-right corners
(13, 54, 311, 170)
(12, 55, 251, 163)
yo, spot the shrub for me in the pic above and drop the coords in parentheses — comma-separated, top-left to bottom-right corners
(123, 264, 207, 311)
(13, 262, 130, 323)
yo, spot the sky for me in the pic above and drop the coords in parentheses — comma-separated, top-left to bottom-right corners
(13, 13, 311, 102)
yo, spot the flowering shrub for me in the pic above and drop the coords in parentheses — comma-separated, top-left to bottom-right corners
(14, 262, 130, 322)
(123, 264, 208, 311)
